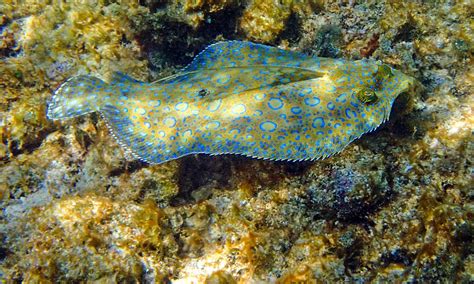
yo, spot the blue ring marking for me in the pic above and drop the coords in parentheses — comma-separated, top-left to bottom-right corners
(312, 117, 325, 129)
(298, 87, 313, 97)
(122, 107, 128, 113)
(350, 101, 359, 108)
(164, 117, 177, 128)
(119, 95, 128, 101)
(334, 123, 341, 129)
(135, 107, 147, 115)
(304, 97, 321, 107)
(182, 129, 193, 137)
(255, 93, 266, 101)
(345, 108, 357, 119)
(175, 102, 188, 112)
(255, 110, 263, 116)
(206, 120, 221, 129)
(327, 86, 337, 93)
(216, 74, 231, 84)
(144, 122, 151, 129)
(259, 121, 277, 132)
(268, 97, 284, 110)
(208, 99, 222, 112)
(88, 94, 97, 100)
(231, 104, 246, 114)
(291, 106, 302, 114)
(336, 93, 347, 103)
(327, 102, 336, 110)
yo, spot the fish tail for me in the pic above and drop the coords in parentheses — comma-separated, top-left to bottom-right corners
(47, 76, 110, 120)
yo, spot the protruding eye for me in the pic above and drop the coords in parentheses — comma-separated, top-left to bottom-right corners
(375, 64, 393, 82)
(356, 88, 378, 104)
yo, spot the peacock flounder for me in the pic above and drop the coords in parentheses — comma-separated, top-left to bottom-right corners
(47, 41, 415, 163)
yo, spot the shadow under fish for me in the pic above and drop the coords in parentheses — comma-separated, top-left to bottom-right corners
(47, 41, 415, 164)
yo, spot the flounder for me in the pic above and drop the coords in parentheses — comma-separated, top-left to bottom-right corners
(47, 41, 414, 163)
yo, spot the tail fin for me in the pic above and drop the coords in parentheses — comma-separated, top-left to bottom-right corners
(47, 76, 110, 120)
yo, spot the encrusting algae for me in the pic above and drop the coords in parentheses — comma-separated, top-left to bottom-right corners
(239, 0, 320, 43)
(1, 0, 473, 283)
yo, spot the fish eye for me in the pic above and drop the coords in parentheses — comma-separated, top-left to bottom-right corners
(375, 64, 393, 81)
(356, 88, 378, 104)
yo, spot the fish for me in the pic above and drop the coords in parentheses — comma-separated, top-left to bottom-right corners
(47, 40, 415, 164)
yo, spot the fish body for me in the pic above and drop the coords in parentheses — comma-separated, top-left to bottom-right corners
(47, 41, 414, 164)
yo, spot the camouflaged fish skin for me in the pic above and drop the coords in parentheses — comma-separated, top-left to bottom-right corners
(47, 41, 414, 164)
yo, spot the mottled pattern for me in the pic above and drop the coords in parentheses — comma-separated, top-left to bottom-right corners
(47, 41, 414, 164)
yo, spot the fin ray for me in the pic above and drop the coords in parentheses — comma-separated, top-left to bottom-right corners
(183, 41, 319, 72)
(110, 72, 142, 85)
(47, 76, 108, 120)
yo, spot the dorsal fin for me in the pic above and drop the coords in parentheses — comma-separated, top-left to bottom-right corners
(182, 41, 318, 72)
(110, 72, 142, 85)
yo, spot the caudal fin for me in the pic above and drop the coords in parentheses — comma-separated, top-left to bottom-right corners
(47, 75, 109, 120)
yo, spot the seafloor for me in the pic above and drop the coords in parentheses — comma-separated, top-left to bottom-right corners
(0, 1, 472, 282)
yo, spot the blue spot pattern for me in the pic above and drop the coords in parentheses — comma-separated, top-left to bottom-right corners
(47, 41, 413, 164)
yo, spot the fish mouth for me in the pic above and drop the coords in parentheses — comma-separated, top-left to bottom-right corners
(389, 73, 421, 119)
(393, 70, 419, 95)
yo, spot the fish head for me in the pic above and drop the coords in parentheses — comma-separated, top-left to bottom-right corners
(332, 59, 416, 131)
(371, 62, 415, 103)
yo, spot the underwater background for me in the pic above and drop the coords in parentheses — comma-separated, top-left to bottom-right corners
(0, 0, 472, 282)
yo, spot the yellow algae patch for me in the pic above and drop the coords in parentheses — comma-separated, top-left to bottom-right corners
(239, 0, 319, 42)
(6, 195, 177, 281)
